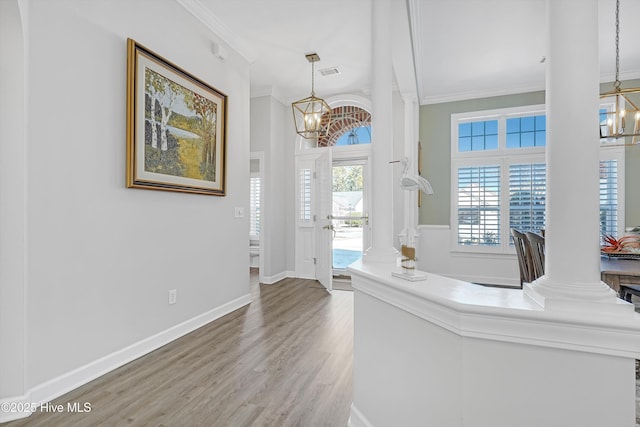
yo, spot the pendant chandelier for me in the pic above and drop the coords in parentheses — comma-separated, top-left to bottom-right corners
(600, 0, 640, 144)
(291, 53, 332, 140)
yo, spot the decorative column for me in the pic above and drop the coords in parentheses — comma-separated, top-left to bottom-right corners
(363, 0, 398, 263)
(398, 93, 419, 246)
(525, 0, 630, 314)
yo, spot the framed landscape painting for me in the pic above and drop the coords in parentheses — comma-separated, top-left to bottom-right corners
(126, 38, 227, 195)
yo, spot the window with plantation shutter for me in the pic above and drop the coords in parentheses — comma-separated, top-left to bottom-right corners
(509, 163, 546, 238)
(599, 159, 618, 239)
(299, 168, 312, 222)
(457, 166, 501, 246)
(452, 106, 624, 254)
(249, 175, 261, 237)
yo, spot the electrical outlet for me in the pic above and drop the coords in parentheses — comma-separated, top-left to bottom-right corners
(168, 289, 177, 305)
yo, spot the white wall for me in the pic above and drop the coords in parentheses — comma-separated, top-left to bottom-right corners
(267, 97, 289, 277)
(0, 0, 27, 400)
(1, 0, 251, 413)
(249, 95, 294, 282)
(418, 225, 520, 286)
(283, 104, 296, 274)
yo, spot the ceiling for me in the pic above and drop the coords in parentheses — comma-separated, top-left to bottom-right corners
(183, 0, 640, 106)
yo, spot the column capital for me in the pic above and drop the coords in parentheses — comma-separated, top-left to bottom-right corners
(400, 92, 418, 104)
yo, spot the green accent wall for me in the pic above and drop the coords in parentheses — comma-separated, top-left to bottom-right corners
(418, 91, 545, 225)
(418, 79, 640, 228)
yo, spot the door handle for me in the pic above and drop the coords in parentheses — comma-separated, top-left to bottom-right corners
(323, 224, 334, 231)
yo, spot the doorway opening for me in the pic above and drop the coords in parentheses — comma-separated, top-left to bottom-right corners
(331, 160, 367, 276)
(250, 152, 263, 284)
(293, 98, 372, 285)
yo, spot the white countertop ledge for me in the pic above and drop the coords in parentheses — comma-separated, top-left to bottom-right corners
(347, 260, 640, 358)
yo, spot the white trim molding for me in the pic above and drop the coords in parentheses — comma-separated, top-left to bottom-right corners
(348, 404, 374, 427)
(174, 0, 256, 63)
(325, 94, 372, 111)
(261, 270, 294, 285)
(0, 394, 34, 423)
(420, 83, 545, 105)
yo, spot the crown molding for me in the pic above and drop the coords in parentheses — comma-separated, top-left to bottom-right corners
(600, 70, 640, 85)
(420, 83, 545, 105)
(421, 70, 640, 105)
(175, 0, 256, 63)
(250, 86, 288, 106)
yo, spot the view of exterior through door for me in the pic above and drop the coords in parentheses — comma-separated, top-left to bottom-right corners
(332, 161, 366, 274)
(293, 103, 372, 284)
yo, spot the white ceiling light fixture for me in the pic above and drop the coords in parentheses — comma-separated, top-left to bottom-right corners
(291, 53, 332, 140)
(600, 0, 640, 144)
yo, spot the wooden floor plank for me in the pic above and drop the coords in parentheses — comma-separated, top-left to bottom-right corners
(5, 272, 353, 427)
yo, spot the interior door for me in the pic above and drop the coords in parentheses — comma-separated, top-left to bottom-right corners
(315, 149, 333, 291)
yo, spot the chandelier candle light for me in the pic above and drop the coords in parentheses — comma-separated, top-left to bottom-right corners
(600, 0, 640, 144)
(291, 53, 332, 140)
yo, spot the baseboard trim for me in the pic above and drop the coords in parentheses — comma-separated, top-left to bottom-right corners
(1, 293, 252, 423)
(348, 403, 374, 427)
(0, 394, 34, 423)
(261, 270, 294, 284)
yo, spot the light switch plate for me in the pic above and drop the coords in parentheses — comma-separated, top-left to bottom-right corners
(234, 207, 244, 218)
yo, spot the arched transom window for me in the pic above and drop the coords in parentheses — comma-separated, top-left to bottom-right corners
(317, 105, 371, 148)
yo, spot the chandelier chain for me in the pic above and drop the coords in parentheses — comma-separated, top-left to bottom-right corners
(311, 61, 316, 96)
(614, 0, 621, 90)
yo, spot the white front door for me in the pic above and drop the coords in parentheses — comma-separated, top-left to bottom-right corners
(315, 149, 333, 291)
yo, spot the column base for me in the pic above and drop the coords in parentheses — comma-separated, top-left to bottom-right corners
(524, 276, 635, 317)
(362, 246, 399, 265)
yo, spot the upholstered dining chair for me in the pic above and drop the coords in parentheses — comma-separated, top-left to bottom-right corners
(526, 231, 545, 280)
(511, 228, 534, 288)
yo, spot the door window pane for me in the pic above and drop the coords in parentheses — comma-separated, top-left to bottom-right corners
(332, 164, 364, 269)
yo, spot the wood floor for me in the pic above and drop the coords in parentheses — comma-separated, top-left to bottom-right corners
(6, 271, 354, 427)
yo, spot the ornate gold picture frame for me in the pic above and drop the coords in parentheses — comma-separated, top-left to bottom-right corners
(126, 39, 227, 195)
